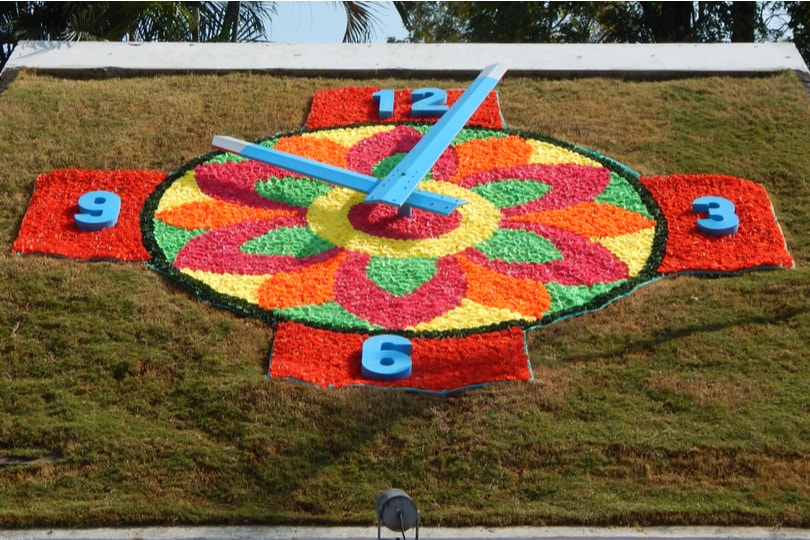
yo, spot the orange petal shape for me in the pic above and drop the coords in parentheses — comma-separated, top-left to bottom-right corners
(456, 254, 551, 319)
(274, 135, 348, 169)
(156, 201, 297, 230)
(257, 252, 346, 310)
(450, 135, 534, 183)
(509, 202, 656, 238)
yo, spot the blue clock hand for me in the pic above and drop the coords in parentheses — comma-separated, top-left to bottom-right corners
(211, 136, 465, 216)
(364, 63, 508, 211)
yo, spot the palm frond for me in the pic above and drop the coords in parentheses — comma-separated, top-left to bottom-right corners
(338, 1, 384, 43)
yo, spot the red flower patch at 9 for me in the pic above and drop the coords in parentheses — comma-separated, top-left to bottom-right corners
(13, 169, 166, 261)
(270, 321, 530, 392)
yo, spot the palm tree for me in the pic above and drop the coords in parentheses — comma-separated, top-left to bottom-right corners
(1, 1, 397, 70)
(339, 1, 386, 43)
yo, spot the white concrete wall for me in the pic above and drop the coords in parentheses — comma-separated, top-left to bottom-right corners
(3, 41, 808, 77)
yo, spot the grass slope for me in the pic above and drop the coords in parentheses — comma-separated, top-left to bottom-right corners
(0, 69, 808, 528)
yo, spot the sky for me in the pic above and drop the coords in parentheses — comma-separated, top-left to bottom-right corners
(264, 1, 409, 43)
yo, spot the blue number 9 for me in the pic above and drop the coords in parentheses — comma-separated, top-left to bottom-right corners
(361, 335, 413, 381)
(692, 195, 739, 236)
(74, 191, 121, 231)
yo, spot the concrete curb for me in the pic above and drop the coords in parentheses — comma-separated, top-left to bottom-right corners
(2, 527, 810, 540)
(3, 41, 808, 78)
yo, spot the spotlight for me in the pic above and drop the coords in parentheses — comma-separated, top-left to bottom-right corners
(375, 488, 420, 540)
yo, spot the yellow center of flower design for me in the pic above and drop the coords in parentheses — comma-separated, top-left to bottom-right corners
(307, 180, 501, 258)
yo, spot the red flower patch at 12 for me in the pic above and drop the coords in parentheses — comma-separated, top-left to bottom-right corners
(640, 174, 794, 274)
(305, 87, 505, 129)
(270, 322, 531, 393)
(13, 169, 166, 261)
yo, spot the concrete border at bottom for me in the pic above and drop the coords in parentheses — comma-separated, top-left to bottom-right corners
(2, 527, 810, 540)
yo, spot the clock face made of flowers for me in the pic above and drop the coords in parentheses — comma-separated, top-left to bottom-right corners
(13, 65, 794, 393)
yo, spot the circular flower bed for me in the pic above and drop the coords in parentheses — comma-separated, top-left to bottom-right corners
(142, 124, 664, 336)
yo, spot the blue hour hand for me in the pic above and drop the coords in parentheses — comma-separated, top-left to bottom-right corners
(364, 63, 508, 211)
(211, 136, 465, 216)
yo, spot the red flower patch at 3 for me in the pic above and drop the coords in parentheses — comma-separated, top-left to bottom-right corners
(13, 169, 166, 261)
(640, 174, 794, 274)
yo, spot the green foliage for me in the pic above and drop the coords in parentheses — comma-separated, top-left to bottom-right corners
(256, 177, 333, 208)
(0, 1, 272, 43)
(367, 257, 437, 297)
(0, 70, 809, 528)
(401, 1, 598, 43)
(242, 227, 335, 257)
(0, 1, 395, 70)
(476, 229, 561, 264)
(785, 1, 810, 64)
(399, 2, 810, 65)
(470, 179, 552, 209)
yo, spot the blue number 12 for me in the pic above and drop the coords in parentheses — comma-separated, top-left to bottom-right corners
(372, 89, 395, 119)
(373, 87, 449, 118)
(411, 88, 449, 117)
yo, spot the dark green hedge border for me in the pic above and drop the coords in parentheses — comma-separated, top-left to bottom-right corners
(140, 122, 670, 340)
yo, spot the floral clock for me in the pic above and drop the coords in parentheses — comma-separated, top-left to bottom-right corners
(13, 68, 794, 393)
(144, 123, 661, 333)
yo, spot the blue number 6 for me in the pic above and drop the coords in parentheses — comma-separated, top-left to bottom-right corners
(361, 335, 413, 381)
(692, 195, 739, 236)
(74, 191, 121, 231)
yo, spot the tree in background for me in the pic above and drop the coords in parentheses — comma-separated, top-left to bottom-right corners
(397, 1, 598, 43)
(0, 1, 385, 70)
(783, 1, 809, 64)
(0, 2, 271, 43)
(398, 1, 810, 65)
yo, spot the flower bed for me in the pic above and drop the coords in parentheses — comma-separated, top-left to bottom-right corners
(13, 169, 165, 261)
(12, 86, 794, 393)
(141, 122, 666, 391)
(640, 174, 794, 274)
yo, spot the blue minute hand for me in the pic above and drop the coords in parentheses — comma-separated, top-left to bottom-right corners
(364, 63, 508, 210)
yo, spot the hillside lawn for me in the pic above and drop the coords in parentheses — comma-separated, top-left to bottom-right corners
(0, 69, 808, 528)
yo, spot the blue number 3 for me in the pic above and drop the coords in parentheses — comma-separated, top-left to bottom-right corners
(74, 190, 121, 231)
(692, 195, 739, 236)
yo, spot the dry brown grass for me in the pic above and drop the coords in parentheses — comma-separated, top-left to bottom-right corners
(0, 68, 809, 527)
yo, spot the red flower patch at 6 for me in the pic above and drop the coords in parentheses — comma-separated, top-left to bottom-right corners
(270, 321, 530, 392)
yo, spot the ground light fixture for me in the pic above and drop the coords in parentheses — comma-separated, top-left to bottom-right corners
(376, 488, 420, 540)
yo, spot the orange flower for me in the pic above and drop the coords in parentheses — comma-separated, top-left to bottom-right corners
(269, 321, 530, 392)
(156, 201, 296, 230)
(509, 202, 656, 237)
(456, 254, 551, 318)
(640, 174, 794, 274)
(274, 135, 349, 169)
(257, 252, 346, 309)
(450, 136, 533, 182)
